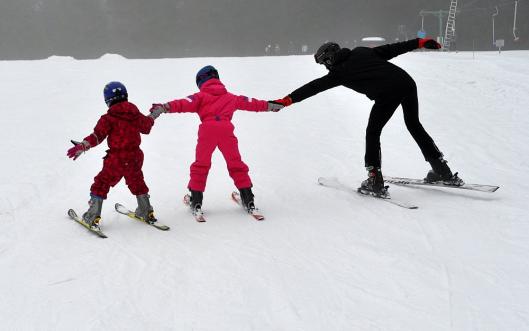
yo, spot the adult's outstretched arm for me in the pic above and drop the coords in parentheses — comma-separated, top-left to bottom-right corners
(373, 39, 420, 61)
(289, 74, 342, 104)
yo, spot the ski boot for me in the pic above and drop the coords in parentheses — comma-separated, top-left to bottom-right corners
(361, 167, 388, 197)
(135, 194, 157, 224)
(189, 189, 203, 214)
(239, 187, 256, 213)
(426, 157, 464, 186)
(82, 195, 103, 230)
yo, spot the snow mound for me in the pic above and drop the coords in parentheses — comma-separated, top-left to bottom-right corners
(98, 53, 128, 61)
(46, 55, 76, 61)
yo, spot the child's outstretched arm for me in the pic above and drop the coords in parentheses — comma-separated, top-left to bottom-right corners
(149, 94, 201, 117)
(235, 95, 286, 112)
(66, 116, 111, 160)
(166, 95, 201, 113)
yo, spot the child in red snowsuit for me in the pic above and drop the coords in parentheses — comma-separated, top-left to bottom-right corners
(67, 81, 160, 230)
(149, 65, 283, 213)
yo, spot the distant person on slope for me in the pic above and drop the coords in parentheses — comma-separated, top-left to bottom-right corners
(67, 82, 160, 231)
(270, 38, 464, 196)
(149, 65, 283, 215)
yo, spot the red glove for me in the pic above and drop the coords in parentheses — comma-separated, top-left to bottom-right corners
(273, 96, 293, 107)
(418, 38, 441, 49)
(67, 140, 89, 160)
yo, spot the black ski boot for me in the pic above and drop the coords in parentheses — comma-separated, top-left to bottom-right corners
(426, 157, 464, 186)
(189, 190, 203, 213)
(238, 187, 255, 212)
(361, 167, 388, 196)
(82, 195, 103, 230)
(135, 194, 157, 224)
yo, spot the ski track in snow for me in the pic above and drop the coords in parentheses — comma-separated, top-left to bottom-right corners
(0, 51, 528, 330)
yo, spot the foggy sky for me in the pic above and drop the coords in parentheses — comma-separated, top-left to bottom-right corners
(0, 0, 527, 60)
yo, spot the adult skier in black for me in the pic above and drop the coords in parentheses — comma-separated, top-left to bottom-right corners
(272, 38, 464, 195)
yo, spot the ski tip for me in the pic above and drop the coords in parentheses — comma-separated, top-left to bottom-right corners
(154, 224, 171, 231)
(183, 194, 191, 206)
(67, 209, 77, 218)
(231, 191, 242, 205)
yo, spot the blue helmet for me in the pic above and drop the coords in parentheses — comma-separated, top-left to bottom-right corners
(196, 65, 219, 88)
(103, 81, 128, 106)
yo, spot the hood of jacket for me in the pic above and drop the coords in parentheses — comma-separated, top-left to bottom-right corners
(108, 101, 140, 121)
(199, 78, 228, 96)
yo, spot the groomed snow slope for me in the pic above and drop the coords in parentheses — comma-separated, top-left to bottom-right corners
(0, 51, 528, 330)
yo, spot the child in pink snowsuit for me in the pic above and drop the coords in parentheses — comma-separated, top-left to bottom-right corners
(150, 65, 283, 212)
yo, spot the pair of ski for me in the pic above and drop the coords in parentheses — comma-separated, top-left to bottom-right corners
(68, 191, 265, 237)
(67, 203, 170, 238)
(183, 191, 265, 222)
(318, 176, 499, 209)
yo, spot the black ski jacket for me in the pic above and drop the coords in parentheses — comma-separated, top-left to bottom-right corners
(289, 39, 420, 102)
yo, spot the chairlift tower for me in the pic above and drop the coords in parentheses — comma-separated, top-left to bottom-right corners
(419, 9, 449, 42)
(443, 0, 458, 50)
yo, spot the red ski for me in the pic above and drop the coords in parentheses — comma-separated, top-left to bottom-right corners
(231, 192, 265, 221)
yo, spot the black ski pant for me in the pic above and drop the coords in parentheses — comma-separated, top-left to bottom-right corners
(364, 83, 443, 169)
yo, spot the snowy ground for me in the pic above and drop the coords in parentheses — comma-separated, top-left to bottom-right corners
(0, 50, 528, 330)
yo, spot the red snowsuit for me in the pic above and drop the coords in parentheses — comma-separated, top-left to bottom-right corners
(83, 101, 154, 199)
(165, 78, 268, 192)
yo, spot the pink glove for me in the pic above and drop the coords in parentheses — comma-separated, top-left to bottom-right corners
(67, 140, 89, 160)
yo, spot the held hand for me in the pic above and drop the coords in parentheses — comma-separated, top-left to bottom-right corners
(267, 101, 284, 112)
(67, 140, 89, 160)
(418, 38, 442, 50)
(273, 96, 293, 107)
(148, 103, 169, 119)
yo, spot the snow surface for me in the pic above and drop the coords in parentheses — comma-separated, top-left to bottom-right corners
(0, 51, 528, 330)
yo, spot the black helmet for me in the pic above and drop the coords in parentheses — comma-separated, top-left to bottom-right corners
(314, 42, 341, 67)
(196, 65, 219, 88)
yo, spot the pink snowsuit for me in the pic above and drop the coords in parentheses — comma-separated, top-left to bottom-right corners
(165, 78, 269, 192)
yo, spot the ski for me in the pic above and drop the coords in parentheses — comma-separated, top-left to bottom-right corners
(183, 194, 206, 222)
(231, 192, 265, 220)
(317, 177, 419, 209)
(384, 176, 499, 193)
(67, 208, 107, 238)
(114, 203, 170, 231)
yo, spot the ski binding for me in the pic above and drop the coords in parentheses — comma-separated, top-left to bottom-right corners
(231, 191, 265, 220)
(114, 203, 170, 230)
(183, 194, 206, 222)
(68, 208, 107, 238)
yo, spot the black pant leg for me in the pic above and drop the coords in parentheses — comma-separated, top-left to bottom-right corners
(365, 97, 402, 168)
(401, 86, 443, 161)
